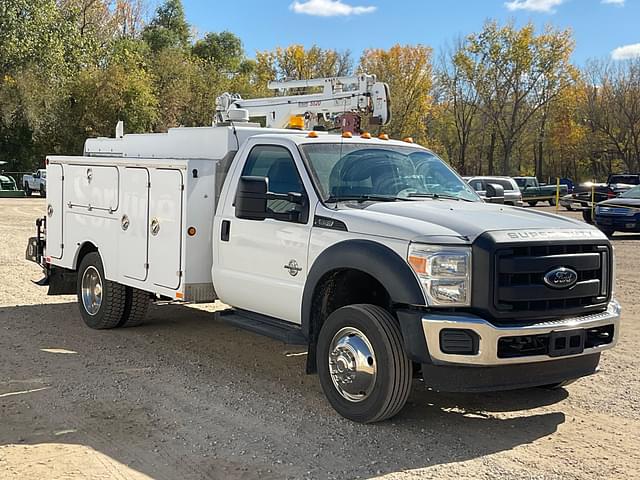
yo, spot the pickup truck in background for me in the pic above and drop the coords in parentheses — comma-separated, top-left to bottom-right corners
(465, 176, 523, 206)
(514, 176, 567, 206)
(22, 169, 47, 196)
(25, 76, 621, 423)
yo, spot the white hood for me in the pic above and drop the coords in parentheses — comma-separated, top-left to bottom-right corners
(329, 199, 597, 243)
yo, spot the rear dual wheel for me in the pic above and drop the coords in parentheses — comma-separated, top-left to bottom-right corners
(77, 252, 149, 329)
(317, 304, 412, 423)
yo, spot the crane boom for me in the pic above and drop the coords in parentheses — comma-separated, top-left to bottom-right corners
(215, 74, 390, 131)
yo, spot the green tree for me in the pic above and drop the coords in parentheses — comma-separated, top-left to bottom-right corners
(359, 44, 433, 143)
(193, 31, 244, 71)
(456, 21, 575, 175)
(142, 0, 190, 53)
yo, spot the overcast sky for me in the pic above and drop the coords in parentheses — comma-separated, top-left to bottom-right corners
(178, 0, 640, 64)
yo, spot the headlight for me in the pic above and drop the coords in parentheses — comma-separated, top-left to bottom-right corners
(407, 244, 472, 307)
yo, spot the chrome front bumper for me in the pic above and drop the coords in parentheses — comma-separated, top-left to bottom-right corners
(422, 300, 621, 366)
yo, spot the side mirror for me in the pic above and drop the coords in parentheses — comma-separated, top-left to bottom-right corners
(485, 183, 505, 204)
(235, 176, 269, 220)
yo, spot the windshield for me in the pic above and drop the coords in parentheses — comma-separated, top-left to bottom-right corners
(299, 144, 480, 202)
(621, 185, 640, 199)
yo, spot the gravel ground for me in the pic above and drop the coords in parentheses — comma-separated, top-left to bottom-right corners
(0, 197, 639, 480)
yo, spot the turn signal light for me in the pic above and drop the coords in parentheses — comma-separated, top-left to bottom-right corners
(408, 255, 427, 274)
(378, 133, 389, 141)
(342, 131, 353, 138)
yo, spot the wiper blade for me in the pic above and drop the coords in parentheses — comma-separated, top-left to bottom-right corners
(325, 195, 410, 203)
(407, 192, 466, 201)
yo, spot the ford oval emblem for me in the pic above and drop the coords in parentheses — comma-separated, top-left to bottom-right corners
(543, 267, 578, 289)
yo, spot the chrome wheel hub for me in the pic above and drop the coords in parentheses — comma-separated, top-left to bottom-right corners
(328, 327, 377, 402)
(81, 266, 103, 316)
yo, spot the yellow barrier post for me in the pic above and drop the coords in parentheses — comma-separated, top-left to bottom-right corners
(556, 177, 560, 212)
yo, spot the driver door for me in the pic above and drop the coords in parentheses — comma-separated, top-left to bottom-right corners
(214, 144, 314, 324)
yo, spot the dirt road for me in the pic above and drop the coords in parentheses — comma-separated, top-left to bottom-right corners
(1, 198, 639, 479)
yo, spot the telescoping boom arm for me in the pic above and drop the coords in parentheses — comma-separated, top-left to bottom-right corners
(215, 74, 390, 130)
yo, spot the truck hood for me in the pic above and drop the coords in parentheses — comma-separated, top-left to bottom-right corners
(330, 199, 593, 243)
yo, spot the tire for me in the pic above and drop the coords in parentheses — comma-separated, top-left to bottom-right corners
(118, 286, 150, 327)
(77, 252, 126, 329)
(599, 228, 615, 238)
(582, 209, 593, 224)
(24, 183, 31, 196)
(527, 201, 538, 207)
(565, 205, 573, 211)
(40, 185, 46, 197)
(316, 304, 412, 423)
(548, 197, 556, 206)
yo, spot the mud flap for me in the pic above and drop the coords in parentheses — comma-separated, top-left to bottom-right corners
(40, 266, 77, 295)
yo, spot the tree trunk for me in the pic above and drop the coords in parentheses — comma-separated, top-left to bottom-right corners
(487, 132, 495, 175)
(502, 141, 512, 176)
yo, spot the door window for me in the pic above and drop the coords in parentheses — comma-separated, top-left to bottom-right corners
(241, 145, 306, 218)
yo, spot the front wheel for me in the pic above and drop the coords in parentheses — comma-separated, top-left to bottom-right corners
(527, 201, 538, 207)
(548, 197, 556, 206)
(316, 304, 412, 423)
(24, 183, 31, 196)
(582, 209, 593, 224)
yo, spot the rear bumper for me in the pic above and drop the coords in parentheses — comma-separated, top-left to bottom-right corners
(421, 300, 621, 366)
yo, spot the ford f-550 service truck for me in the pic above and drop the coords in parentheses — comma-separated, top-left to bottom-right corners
(26, 75, 621, 423)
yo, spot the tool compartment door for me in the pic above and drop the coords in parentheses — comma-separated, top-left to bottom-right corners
(46, 164, 64, 259)
(65, 164, 119, 211)
(148, 169, 184, 290)
(119, 167, 150, 281)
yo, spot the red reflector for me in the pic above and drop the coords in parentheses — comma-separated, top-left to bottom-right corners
(44, 257, 51, 264)
(608, 191, 615, 198)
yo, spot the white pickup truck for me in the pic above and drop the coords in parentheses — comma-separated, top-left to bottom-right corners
(25, 79, 620, 423)
(22, 169, 47, 196)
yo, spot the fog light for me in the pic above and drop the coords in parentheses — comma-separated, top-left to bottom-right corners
(439, 329, 478, 355)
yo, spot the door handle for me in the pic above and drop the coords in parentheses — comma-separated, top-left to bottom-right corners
(221, 220, 230, 242)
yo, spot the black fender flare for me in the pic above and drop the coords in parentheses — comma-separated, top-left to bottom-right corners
(301, 239, 426, 339)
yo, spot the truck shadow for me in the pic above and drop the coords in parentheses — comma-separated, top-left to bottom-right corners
(0, 302, 568, 479)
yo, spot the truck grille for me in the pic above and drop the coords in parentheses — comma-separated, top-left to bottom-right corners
(471, 235, 612, 324)
(494, 244, 610, 320)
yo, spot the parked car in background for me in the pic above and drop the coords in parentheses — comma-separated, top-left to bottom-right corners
(22, 169, 46, 196)
(561, 174, 640, 222)
(560, 178, 575, 194)
(465, 176, 523, 206)
(513, 176, 568, 206)
(594, 185, 640, 236)
(0, 162, 25, 198)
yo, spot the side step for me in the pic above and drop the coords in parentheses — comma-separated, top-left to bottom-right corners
(218, 309, 307, 345)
